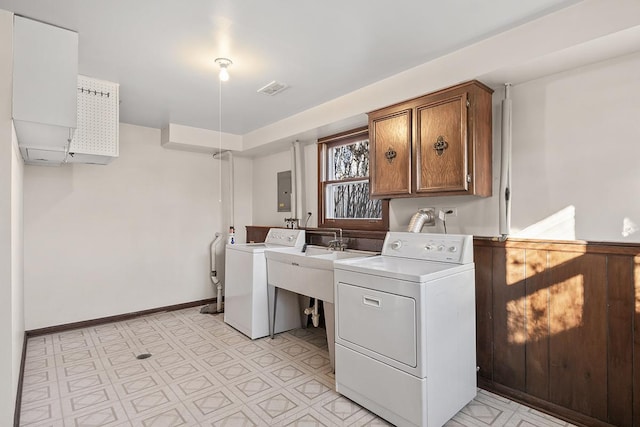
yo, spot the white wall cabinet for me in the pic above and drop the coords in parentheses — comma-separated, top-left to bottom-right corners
(13, 16, 78, 164)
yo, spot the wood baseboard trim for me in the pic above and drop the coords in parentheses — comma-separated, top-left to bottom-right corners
(13, 332, 27, 427)
(478, 378, 615, 427)
(25, 298, 217, 338)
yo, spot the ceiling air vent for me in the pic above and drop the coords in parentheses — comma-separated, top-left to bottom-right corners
(257, 81, 288, 96)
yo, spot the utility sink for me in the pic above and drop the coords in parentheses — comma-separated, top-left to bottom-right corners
(264, 245, 376, 369)
(265, 246, 371, 300)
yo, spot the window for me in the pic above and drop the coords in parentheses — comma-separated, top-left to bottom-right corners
(318, 127, 389, 231)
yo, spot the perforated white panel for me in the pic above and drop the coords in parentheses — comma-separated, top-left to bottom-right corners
(70, 75, 119, 158)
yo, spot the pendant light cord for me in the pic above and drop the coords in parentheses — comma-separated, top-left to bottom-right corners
(218, 76, 222, 203)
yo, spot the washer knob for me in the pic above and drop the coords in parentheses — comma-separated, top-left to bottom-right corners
(448, 246, 458, 253)
(437, 245, 445, 251)
(287, 236, 294, 242)
(391, 240, 402, 250)
(425, 244, 436, 251)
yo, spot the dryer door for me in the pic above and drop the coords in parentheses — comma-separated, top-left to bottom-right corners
(336, 282, 417, 367)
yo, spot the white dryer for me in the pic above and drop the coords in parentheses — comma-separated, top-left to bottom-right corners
(224, 228, 305, 339)
(334, 232, 476, 427)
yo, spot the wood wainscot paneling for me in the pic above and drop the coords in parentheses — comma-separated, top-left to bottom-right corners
(608, 255, 634, 427)
(473, 244, 493, 381)
(633, 256, 640, 427)
(492, 246, 526, 390)
(474, 237, 640, 427)
(524, 248, 549, 400)
(245, 225, 274, 243)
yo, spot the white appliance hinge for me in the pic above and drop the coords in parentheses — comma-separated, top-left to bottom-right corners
(466, 99, 470, 108)
(467, 174, 472, 183)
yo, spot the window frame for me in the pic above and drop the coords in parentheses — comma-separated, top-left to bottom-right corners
(317, 126, 389, 231)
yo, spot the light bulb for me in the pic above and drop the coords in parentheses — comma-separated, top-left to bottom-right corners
(219, 67, 229, 82)
(215, 57, 232, 82)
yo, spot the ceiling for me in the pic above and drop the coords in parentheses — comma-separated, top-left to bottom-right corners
(0, 0, 583, 137)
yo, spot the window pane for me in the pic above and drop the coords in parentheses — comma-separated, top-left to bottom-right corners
(325, 180, 382, 219)
(328, 139, 370, 180)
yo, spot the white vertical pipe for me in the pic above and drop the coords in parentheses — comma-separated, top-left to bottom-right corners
(212, 150, 234, 311)
(209, 233, 223, 313)
(293, 140, 303, 222)
(290, 144, 297, 222)
(228, 151, 234, 229)
(499, 84, 512, 238)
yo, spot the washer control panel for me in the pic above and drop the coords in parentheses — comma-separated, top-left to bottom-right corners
(265, 228, 306, 247)
(382, 232, 473, 264)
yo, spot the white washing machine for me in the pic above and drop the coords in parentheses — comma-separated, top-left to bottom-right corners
(224, 228, 305, 339)
(334, 232, 476, 427)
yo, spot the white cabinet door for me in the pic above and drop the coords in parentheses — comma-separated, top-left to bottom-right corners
(13, 16, 78, 149)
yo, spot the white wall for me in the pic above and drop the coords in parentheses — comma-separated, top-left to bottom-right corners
(303, 143, 318, 228)
(229, 156, 253, 245)
(213, 153, 252, 282)
(252, 52, 640, 243)
(24, 123, 223, 329)
(509, 52, 640, 242)
(248, 142, 318, 230)
(395, 54, 640, 242)
(11, 125, 24, 414)
(0, 9, 24, 425)
(251, 149, 294, 227)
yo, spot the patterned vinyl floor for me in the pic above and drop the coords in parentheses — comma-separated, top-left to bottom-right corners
(19, 307, 576, 427)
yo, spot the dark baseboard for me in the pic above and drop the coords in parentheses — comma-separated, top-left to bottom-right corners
(13, 332, 27, 427)
(16, 298, 217, 425)
(25, 298, 216, 337)
(478, 378, 615, 427)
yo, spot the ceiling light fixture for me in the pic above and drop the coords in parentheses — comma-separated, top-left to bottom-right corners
(214, 57, 232, 82)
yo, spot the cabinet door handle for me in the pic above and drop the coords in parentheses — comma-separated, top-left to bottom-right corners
(434, 135, 448, 156)
(384, 147, 397, 163)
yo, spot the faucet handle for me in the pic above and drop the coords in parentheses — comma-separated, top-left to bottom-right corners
(327, 239, 347, 251)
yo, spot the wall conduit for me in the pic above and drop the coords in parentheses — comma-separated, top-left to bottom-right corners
(499, 83, 512, 240)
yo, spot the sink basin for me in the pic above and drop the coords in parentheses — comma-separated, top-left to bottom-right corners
(264, 245, 376, 370)
(265, 246, 375, 301)
(265, 246, 370, 279)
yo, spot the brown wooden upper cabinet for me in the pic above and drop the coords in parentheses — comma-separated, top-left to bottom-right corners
(368, 80, 493, 198)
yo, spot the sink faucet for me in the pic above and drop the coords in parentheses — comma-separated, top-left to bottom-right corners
(324, 228, 346, 251)
(301, 227, 347, 250)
